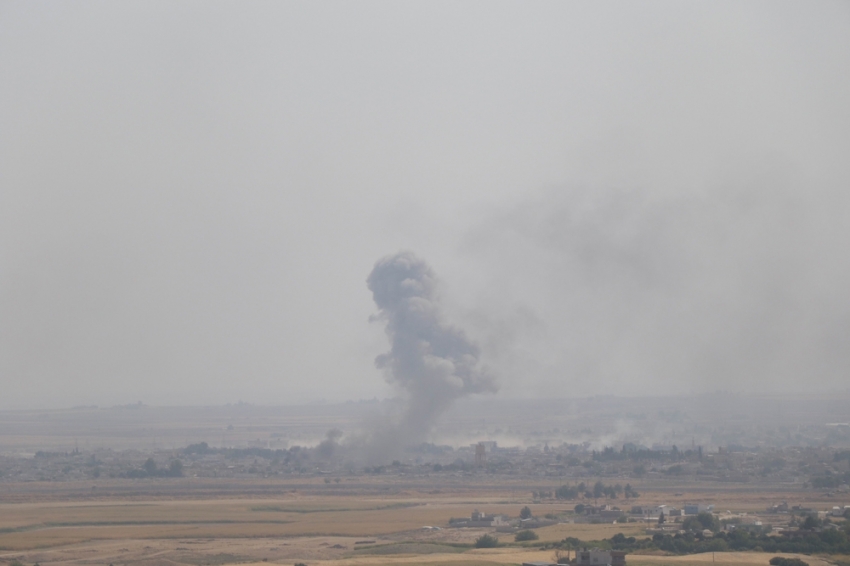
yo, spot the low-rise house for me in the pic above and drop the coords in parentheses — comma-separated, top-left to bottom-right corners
(579, 504, 625, 521)
(766, 502, 788, 513)
(641, 505, 669, 520)
(452, 509, 512, 528)
(576, 549, 626, 566)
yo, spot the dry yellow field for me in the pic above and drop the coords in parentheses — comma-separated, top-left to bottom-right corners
(0, 484, 841, 566)
(0, 496, 656, 551)
(289, 550, 835, 566)
(533, 523, 646, 543)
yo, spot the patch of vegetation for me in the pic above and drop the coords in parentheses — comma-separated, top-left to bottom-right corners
(769, 558, 808, 566)
(515, 530, 539, 542)
(474, 534, 499, 548)
(682, 512, 720, 532)
(551, 481, 638, 500)
(124, 458, 184, 478)
(556, 521, 850, 555)
(0, 527, 20, 534)
(555, 484, 583, 499)
(811, 471, 850, 489)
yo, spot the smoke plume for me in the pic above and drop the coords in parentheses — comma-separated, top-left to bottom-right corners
(463, 179, 850, 397)
(365, 251, 496, 456)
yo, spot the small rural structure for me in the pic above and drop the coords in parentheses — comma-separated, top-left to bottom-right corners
(450, 509, 512, 528)
(684, 504, 714, 515)
(636, 504, 669, 519)
(576, 549, 627, 566)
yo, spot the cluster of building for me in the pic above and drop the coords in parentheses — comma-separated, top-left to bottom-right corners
(522, 549, 626, 566)
(570, 502, 715, 523)
(2, 439, 850, 490)
(765, 501, 850, 518)
(449, 509, 556, 530)
(637, 503, 714, 519)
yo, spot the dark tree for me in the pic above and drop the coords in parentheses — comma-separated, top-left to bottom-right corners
(475, 534, 499, 548)
(593, 481, 605, 499)
(556, 485, 580, 499)
(696, 512, 718, 531)
(168, 460, 184, 477)
(515, 529, 539, 542)
(143, 458, 157, 475)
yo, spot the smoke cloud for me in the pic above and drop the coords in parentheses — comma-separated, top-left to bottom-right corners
(364, 251, 496, 457)
(463, 176, 850, 397)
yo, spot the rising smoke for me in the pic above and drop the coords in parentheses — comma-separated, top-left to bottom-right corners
(463, 179, 850, 397)
(361, 251, 496, 460)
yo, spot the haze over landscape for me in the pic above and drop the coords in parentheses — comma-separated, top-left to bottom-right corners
(2, 2, 849, 412)
(4, 6, 850, 566)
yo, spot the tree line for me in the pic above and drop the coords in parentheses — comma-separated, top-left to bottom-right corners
(550, 516, 850, 555)
(535, 481, 639, 500)
(125, 458, 183, 478)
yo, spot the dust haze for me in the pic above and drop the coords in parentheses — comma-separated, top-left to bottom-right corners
(1, 3, 849, 412)
(462, 178, 850, 398)
(4, 8, 850, 566)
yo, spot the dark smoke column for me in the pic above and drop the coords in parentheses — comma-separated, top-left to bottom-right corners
(367, 251, 497, 450)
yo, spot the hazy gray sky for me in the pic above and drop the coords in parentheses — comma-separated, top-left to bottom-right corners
(2, 2, 849, 409)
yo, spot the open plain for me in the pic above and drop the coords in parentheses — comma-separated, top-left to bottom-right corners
(0, 477, 843, 566)
(2, 399, 848, 566)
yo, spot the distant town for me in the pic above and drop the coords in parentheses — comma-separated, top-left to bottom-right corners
(4, 440, 849, 494)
